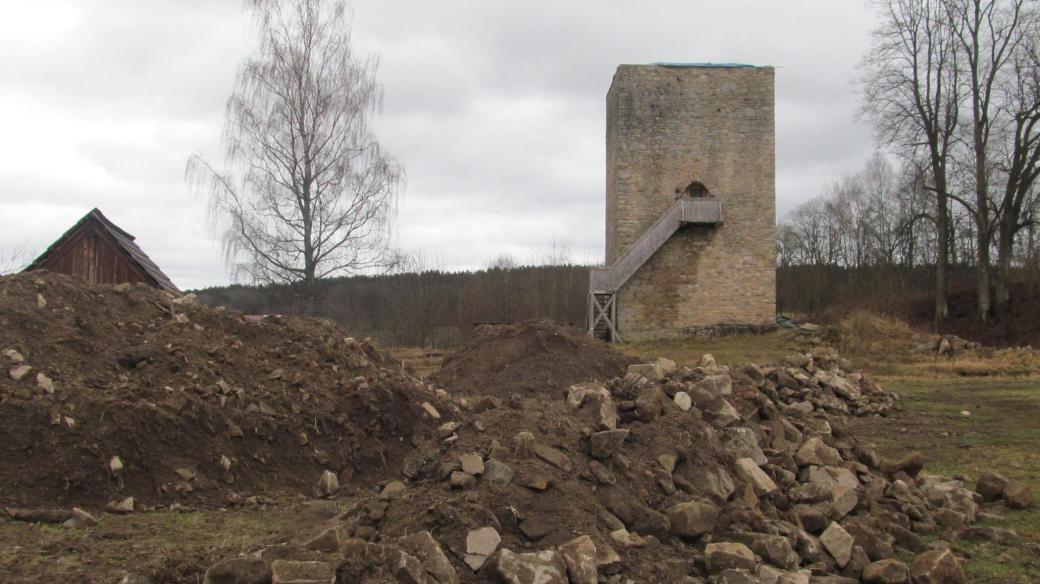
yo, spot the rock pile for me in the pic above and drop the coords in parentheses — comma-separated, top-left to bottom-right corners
(973, 471, 1034, 510)
(203, 346, 1014, 583)
(913, 335, 980, 356)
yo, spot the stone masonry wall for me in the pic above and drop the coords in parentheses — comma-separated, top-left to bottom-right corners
(605, 64, 775, 340)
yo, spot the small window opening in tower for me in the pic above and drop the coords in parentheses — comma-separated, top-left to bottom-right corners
(683, 181, 710, 197)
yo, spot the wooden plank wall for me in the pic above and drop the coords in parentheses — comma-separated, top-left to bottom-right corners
(34, 224, 151, 287)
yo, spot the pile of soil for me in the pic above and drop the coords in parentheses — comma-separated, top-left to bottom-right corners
(205, 348, 998, 583)
(0, 272, 449, 509)
(431, 319, 637, 396)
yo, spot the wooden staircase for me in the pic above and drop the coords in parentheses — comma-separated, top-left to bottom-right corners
(588, 197, 723, 342)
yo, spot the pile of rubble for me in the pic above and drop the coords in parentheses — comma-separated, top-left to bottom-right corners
(0, 272, 447, 510)
(3, 272, 1029, 583)
(912, 335, 980, 356)
(202, 344, 1031, 583)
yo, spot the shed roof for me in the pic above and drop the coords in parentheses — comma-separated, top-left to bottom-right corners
(25, 208, 180, 293)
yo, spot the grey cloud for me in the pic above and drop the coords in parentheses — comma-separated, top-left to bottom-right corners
(2, 0, 885, 287)
(0, 2, 246, 119)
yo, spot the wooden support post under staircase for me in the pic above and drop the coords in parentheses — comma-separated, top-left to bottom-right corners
(588, 292, 619, 343)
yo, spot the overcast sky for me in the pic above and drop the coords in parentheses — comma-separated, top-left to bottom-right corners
(0, 0, 879, 290)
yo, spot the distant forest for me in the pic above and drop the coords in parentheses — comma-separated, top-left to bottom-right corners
(194, 261, 1010, 348)
(195, 265, 589, 347)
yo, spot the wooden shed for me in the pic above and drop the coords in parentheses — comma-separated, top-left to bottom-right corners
(24, 208, 180, 293)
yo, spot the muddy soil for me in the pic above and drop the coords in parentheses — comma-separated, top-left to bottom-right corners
(431, 319, 637, 397)
(0, 272, 448, 509)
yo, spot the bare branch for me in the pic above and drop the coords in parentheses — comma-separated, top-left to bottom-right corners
(186, 0, 402, 290)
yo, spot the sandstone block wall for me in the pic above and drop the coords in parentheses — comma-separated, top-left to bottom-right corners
(605, 64, 775, 340)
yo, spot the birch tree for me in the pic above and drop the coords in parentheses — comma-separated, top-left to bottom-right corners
(187, 0, 402, 288)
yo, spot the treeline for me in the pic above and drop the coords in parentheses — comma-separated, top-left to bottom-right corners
(776, 263, 977, 316)
(196, 250, 1039, 348)
(195, 264, 588, 347)
(850, 0, 1040, 322)
(777, 151, 1040, 316)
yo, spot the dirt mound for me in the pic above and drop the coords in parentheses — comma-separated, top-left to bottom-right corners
(202, 349, 995, 583)
(431, 319, 636, 396)
(0, 271, 449, 509)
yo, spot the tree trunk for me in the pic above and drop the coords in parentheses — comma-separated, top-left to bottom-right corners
(975, 221, 992, 321)
(993, 215, 1015, 316)
(973, 126, 992, 322)
(934, 174, 950, 324)
(1030, 224, 1037, 268)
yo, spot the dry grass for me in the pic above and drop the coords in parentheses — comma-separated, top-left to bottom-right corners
(889, 350, 1040, 377)
(827, 310, 920, 356)
(389, 347, 447, 379)
(818, 310, 1040, 378)
(0, 508, 296, 583)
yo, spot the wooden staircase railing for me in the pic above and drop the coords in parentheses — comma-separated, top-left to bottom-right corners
(587, 196, 722, 341)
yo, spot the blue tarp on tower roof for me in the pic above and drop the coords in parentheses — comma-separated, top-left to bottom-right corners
(653, 62, 761, 68)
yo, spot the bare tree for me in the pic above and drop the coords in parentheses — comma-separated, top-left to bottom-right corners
(779, 155, 921, 270)
(781, 198, 826, 266)
(187, 0, 402, 289)
(486, 254, 519, 270)
(861, 152, 905, 264)
(534, 237, 577, 319)
(894, 163, 938, 266)
(0, 241, 35, 275)
(861, 0, 962, 323)
(994, 33, 1040, 311)
(946, 0, 1031, 320)
(776, 224, 800, 268)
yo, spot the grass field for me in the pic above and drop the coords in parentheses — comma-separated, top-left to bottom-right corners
(850, 375, 1040, 582)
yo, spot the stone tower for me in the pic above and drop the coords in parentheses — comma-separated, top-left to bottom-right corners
(590, 63, 776, 341)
